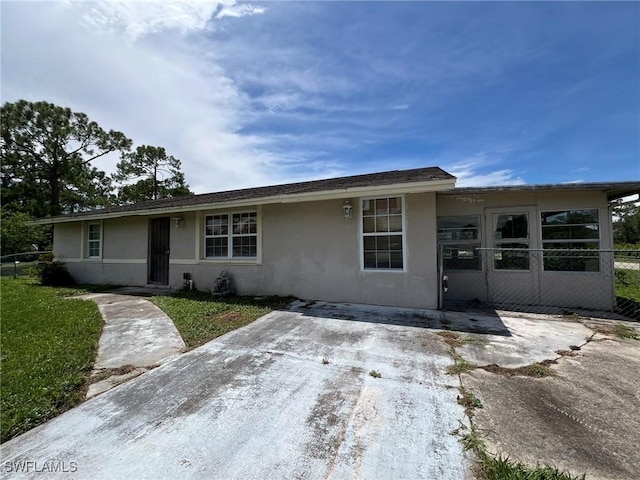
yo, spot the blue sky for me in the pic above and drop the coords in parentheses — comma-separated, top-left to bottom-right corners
(2, 1, 639, 193)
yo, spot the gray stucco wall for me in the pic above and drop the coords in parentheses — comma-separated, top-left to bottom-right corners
(55, 194, 440, 308)
(170, 193, 439, 308)
(53, 223, 82, 259)
(53, 188, 616, 311)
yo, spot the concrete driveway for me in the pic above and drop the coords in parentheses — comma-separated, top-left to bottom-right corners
(1, 301, 471, 479)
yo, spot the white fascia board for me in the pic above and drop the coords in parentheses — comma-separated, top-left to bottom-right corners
(35, 179, 456, 224)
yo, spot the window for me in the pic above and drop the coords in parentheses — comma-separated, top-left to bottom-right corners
(362, 197, 403, 270)
(541, 209, 600, 272)
(438, 215, 481, 271)
(493, 213, 529, 270)
(205, 212, 257, 259)
(87, 223, 101, 258)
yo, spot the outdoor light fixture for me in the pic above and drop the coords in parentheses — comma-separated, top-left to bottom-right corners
(172, 217, 184, 229)
(342, 200, 353, 220)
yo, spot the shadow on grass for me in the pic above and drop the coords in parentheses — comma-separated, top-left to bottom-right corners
(615, 296, 640, 322)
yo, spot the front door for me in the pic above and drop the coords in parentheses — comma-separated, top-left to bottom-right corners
(486, 206, 539, 306)
(148, 217, 170, 284)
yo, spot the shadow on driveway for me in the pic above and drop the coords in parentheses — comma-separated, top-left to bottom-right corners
(291, 299, 512, 336)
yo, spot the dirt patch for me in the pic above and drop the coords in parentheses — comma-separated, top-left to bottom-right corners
(90, 364, 139, 383)
(436, 331, 464, 348)
(216, 311, 244, 323)
(556, 350, 578, 357)
(480, 360, 556, 378)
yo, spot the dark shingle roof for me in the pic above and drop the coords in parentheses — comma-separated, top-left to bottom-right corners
(43, 166, 455, 222)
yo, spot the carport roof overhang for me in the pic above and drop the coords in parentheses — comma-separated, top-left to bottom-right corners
(437, 181, 640, 202)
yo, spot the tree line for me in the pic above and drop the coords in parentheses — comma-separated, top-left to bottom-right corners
(1, 100, 193, 254)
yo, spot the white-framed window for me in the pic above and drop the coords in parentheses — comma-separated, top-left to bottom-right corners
(541, 209, 600, 272)
(362, 196, 404, 270)
(204, 212, 257, 259)
(438, 215, 481, 271)
(87, 223, 102, 258)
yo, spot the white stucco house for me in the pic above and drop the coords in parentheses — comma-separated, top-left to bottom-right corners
(39, 166, 639, 311)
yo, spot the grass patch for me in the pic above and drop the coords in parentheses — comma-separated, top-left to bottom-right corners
(615, 269, 640, 320)
(588, 322, 639, 340)
(614, 323, 639, 339)
(446, 353, 476, 375)
(480, 455, 586, 480)
(152, 290, 293, 349)
(615, 269, 640, 302)
(455, 423, 586, 480)
(457, 387, 483, 417)
(0, 278, 103, 441)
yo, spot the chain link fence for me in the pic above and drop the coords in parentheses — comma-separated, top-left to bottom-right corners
(0, 251, 53, 278)
(441, 246, 640, 321)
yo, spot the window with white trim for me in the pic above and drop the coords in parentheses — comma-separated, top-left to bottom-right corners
(362, 197, 403, 270)
(205, 212, 257, 259)
(541, 209, 600, 272)
(438, 215, 481, 271)
(87, 223, 101, 258)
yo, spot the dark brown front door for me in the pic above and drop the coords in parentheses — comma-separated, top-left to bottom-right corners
(148, 217, 170, 284)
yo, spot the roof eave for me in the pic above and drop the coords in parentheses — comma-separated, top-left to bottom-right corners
(33, 178, 456, 225)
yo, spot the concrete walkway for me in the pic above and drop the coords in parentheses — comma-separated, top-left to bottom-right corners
(77, 292, 186, 398)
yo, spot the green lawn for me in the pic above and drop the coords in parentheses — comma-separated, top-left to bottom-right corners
(152, 290, 293, 349)
(0, 278, 103, 441)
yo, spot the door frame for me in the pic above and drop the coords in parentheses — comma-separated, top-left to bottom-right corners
(485, 205, 539, 305)
(148, 217, 170, 285)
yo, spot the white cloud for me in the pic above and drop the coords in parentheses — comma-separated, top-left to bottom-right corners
(80, 1, 264, 41)
(447, 160, 526, 187)
(81, 1, 219, 40)
(215, 3, 266, 19)
(2, 1, 279, 194)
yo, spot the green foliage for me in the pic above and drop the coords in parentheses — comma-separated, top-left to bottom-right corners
(115, 145, 192, 203)
(614, 323, 639, 340)
(481, 455, 586, 480)
(0, 278, 103, 441)
(0, 210, 50, 255)
(616, 269, 640, 302)
(613, 200, 640, 245)
(152, 290, 292, 349)
(1, 100, 131, 217)
(38, 261, 75, 286)
(455, 423, 586, 480)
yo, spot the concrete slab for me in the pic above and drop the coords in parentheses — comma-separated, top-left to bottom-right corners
(78, 293, 186, 369)
(459, 319, 640, 480)
(454, 315, 594, 368)
(0, 305, 471, 480)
